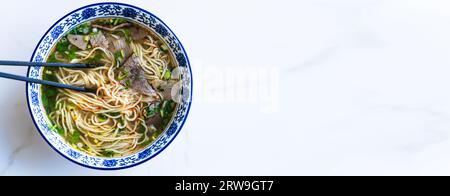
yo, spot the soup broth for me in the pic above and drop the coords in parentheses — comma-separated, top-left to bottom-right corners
(42, 18, 178, 157)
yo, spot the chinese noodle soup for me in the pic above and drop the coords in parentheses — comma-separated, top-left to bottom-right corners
(42, 18, 178, 157)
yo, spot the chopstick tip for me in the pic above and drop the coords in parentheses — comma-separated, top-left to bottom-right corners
(85, 63, 102, 68)
(83, 87, 97, 94)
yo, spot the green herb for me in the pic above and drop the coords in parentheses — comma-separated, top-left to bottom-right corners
(50, 125, 64, 136)
(98, 19, 111, 25)
(68, 50, 76, 60)
(70, 130, 81, 144)
(124, 29, 131, 41)
(114, 51, 124, 64)
(113, 18, 119, 26)
(109, 112, 120, 117)
(64, 45, 79, 61)
(160, 100, 176, 118)
(115, 29, 131, 42)
(112, 18, 127, 25)
(42, 68, 59, 114)
(145, 102, 160, 118)
(47, 53, 58, 63)
(160, 44, 169, 52)
(97, 114, 107, 122)
(56, 38, 70, 53)
(118, 74, 127, 81)
(118, 118, 124, 126)
(137, 123, 146, 133)
(118, 69, 130, 80)
(163, 70, 171, 80)
(69, 28, 78, 35)
(102, 150, 115, 157)
(82, 27, 90, 34)
(86, 52, 103, 65)
(125, 79, 132, 87)
(120, 49, 125, 58)
(70, 23, 91, 35)
(114, 51, 122, 59)
(56, 127, 64, 136)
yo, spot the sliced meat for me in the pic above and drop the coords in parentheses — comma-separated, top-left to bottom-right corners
(146, 116, 163, 130)
(106, 35, 116, 53)
(120, 55, 155, 95)
(89, 32, 109, 48)
(129, 26, 148, 41)
(67, 34, 87, 50)
(107, 35, 132, 60)
(146, 110, 163, 130)
(150, 80, 177, 100)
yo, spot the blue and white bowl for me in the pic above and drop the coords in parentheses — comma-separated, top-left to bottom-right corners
(26, 3, 192, 170)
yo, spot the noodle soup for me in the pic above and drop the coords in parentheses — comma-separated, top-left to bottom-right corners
(42, 18, 178, 157)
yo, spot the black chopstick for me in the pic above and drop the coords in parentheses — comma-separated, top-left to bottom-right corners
(0, 72, 96, 93)
(0, 60, 96, 68)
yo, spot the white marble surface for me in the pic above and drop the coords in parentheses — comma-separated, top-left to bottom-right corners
(2, 0, 450, 175)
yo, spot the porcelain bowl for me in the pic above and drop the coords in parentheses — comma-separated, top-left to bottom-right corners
(26, 2, 192, 170)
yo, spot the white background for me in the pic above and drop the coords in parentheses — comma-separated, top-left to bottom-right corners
(1, 0, 450, 175)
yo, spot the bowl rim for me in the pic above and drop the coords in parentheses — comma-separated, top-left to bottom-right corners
(26, 2, 192, 170)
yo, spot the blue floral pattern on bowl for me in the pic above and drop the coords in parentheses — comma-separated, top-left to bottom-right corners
(27, 3, 192, 170)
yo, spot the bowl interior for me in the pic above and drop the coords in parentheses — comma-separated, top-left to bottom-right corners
(27, 3, 191, 170)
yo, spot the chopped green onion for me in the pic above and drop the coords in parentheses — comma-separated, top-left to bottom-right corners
(118, 69, 129, 80)
(51, 125, 64, 136)
(118, 74, 126, 81)
(122, 69, 130, 76)
(97, 114, 107, 122)
(163, 70, 171, 80)
(114, 51, 123, 60)
(125, 79, 132, 87)
(57, 127, 64, 136)
(82, 27, 90, 34)
(160, 44, 169, 52)
(120, 49, 125, 58)
(118, 69, 130, 80)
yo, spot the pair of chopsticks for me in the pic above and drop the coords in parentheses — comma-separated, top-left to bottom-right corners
(0, 60, 98, 93)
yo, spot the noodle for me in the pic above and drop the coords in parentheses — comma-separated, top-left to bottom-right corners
(42, 18, 178, 157)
